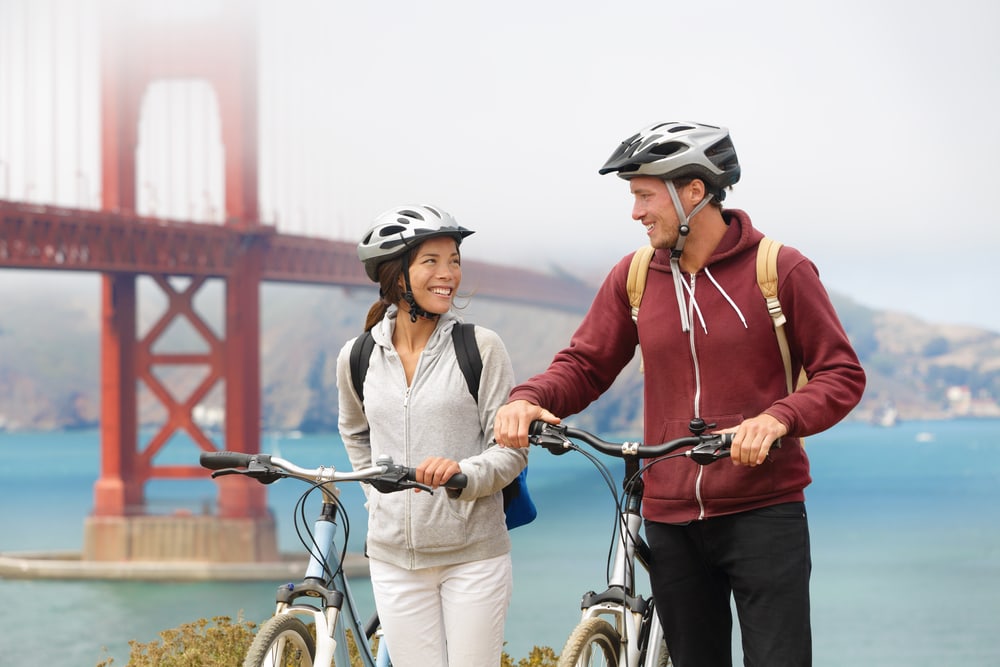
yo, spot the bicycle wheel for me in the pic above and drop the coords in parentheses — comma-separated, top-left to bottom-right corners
(243, 615, 316, 667)
(558, 617, 621, 667)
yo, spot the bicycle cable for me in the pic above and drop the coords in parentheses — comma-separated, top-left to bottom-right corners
(293, 480, 352, 583)
(559, 440, 632, 587)
(615, 451, 694, 592)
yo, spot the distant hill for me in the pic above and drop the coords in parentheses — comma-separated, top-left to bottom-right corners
(1, 274, 998, 432)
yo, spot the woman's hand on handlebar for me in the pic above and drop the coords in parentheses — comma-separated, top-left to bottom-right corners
(415, 456, 463, 491)
(725, 413, 788, 467)
(493, 399, 561, 448)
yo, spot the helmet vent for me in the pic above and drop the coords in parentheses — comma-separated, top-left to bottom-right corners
(650, 141, 686, 157)
(706, 137, 734, 158)
(378, 224, 408, 238)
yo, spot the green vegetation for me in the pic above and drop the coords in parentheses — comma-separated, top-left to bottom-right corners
(95, 616, 255, 667)
(95, 615, 559, 667)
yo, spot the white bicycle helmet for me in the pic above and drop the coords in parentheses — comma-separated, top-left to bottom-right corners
(357, 205, 474, 282)
(598, 121, 740, 197)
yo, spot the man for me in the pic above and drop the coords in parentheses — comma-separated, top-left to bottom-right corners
(494, 121, 866, 666)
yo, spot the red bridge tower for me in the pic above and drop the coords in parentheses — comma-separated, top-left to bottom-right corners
(84, 1, 276, 563)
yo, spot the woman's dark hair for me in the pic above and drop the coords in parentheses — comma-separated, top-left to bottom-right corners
(364, 254, 407, 331)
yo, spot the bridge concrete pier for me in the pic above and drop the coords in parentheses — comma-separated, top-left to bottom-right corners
(82, 514, 279, 563)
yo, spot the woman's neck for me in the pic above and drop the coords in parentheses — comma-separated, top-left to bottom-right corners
(393, 309, 437, 355)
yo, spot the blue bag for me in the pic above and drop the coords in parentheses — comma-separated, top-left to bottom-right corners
(502, 467, 537, 530)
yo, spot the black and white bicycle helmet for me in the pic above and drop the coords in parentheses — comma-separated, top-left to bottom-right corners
(357, 205, 474, 282)
(598, 121, 741, 196)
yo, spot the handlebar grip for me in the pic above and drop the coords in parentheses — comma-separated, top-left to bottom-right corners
(529, 419, 557, 436)
(199, 451, 269, 470)
(403, 468, 468, 489)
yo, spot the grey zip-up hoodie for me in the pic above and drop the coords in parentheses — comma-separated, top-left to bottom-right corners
(336, 308, 527, 570)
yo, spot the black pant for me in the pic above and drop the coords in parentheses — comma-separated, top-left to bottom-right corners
(645, 502, 812, 667)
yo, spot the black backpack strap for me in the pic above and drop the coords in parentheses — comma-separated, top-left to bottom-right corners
(349, 330, 376, 403)
(450, 323, 482, 403)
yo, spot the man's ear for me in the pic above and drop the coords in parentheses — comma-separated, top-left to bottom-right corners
(687, 178, 707, 203)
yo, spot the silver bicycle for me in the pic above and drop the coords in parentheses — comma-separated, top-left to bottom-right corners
(527, 421, 732, 667)
(200, 450, 467, 667)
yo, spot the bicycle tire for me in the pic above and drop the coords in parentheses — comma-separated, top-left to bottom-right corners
(557, 617, 621, 667)
(243, 615, 316, 667)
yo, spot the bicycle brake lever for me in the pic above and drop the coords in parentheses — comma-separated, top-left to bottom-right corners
(367, 479, 435, 494)
(210, 467, 284, 484)
(685, 436, 733, 465)
(367, 471, 434, 495)
(530, 432, 572, 455)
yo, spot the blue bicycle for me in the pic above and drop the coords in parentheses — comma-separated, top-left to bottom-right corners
(200, 451, 466, 667)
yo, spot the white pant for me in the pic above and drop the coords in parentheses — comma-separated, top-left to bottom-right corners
(369, 553, 512, 667)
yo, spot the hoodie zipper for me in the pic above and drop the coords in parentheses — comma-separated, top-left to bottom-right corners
(686, 272, 709, 520)
(402, 376, 415, 567)
(661, 248, 756, 520)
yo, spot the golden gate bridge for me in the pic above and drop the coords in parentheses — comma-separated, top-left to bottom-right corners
(0, 0, 594, 567)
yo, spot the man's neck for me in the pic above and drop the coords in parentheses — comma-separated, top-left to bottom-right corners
(678, 208, 727, 274)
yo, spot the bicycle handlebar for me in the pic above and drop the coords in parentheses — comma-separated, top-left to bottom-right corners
(528, 421, 734, 464)
(198, 451, 468, 493)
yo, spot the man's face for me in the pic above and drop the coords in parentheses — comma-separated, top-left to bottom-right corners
(629, 176, 681, 250)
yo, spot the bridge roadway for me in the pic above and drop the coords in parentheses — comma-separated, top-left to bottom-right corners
(0, 199, 596, 313)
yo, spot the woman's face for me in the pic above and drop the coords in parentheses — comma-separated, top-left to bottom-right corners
(400, 235, 462, 316)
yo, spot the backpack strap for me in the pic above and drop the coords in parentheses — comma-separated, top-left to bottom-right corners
(756, 237, 805, 395)
(623, 239, 804, 412)
(349, 324, 482, 405)
(349, 329, 377, 403)
(450, 323, 482, 402)
(626, 245, 655, 323)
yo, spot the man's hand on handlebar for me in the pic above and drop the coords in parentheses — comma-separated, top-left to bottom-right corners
(493, 399, 561, 449)
(724, 413, 788, 467)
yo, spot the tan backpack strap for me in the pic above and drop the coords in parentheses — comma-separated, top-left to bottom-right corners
(627, 245, 655, 323)
(626, 245, 655, 374)
(756, 238, 797, 394)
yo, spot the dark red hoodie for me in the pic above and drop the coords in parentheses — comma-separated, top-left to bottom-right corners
(509, 210, 866, 523)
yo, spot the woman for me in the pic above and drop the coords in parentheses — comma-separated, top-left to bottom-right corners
(337, 204, 526, 667)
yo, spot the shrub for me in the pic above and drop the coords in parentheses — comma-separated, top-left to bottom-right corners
(96, 615, 256, 667)
(96, 616, 559, 666)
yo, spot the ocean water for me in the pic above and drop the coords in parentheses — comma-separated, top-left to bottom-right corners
(1, 420, 999, 666)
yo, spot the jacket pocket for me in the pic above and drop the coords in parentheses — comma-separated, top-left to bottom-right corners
(367, 491, 407, 547)
(411, 494, 473, 553)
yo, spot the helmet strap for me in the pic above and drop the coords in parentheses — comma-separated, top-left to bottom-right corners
(400, 259, 438, 324)
(665, 180, 715, 258)
(665, 180, 714, 333)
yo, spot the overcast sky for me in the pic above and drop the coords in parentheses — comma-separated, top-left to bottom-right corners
(249, 0, 1000, 331)
(3, 0, 999, 332)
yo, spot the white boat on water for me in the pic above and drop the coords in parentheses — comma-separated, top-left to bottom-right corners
(873, 403, 899, 427)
